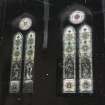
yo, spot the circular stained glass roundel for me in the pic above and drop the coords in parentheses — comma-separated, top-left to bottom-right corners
(69, 10, 85, 24)
(19, 17, 32, 31)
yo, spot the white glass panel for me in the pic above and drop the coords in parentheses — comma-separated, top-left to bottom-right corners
(9, 32, 23, 93)
(79, 25, 93, 93)
(62, 26, 76, 93)
(23, 31, 36, 93)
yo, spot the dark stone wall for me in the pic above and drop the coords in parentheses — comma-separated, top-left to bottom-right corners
(0, 0, 105, 105)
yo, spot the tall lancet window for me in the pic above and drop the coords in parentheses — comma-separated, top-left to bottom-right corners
(79, 25, 93, 93)
(61, 5, 93, 94)
(23, 31, 36, 93)
(63, 26, 76, 93)
(9, 33, 23, 93)
(9, 14, 36, 93)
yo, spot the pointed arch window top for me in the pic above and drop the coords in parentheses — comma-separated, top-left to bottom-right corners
(63, 26, 76, 35)
(79, 25, 92, 33)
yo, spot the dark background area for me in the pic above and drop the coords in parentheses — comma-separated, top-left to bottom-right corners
(0, 0, 105, 105)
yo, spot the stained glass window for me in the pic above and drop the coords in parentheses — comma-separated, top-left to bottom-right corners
(23, 31, 36, 93)
(9, 32, 23, 93)
(79, 25, 93, 93)
(62, 7, 93, 94)
(63, 26, 76, 93)
(9, 13, 36, 93)
(9, 31, 35, 93)
(69, 10, 85, 24)
(19, 17, 32, 31)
